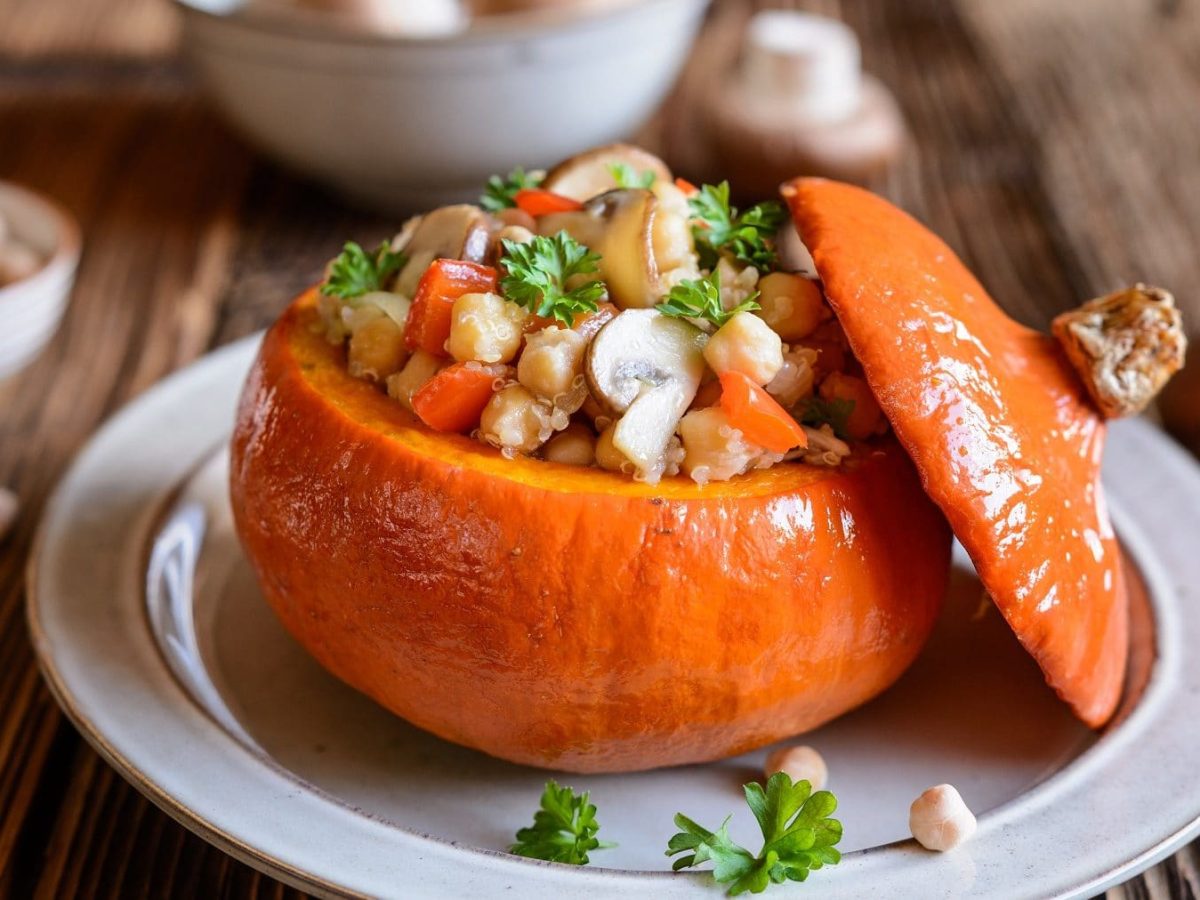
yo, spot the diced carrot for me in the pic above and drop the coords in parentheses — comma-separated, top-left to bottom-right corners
(406, 259, 498, 356)
(513, 188, 585, 216)
(718, 371, 809, 453)
(674, 177, 699, 196)
(411, 362, 508, 433)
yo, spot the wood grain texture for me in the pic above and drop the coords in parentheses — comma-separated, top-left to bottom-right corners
(1, 0, 1198, 897)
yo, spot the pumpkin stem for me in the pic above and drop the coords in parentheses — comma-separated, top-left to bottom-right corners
(1052, 284, 1187, 419)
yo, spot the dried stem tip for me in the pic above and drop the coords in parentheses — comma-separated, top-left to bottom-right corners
(1052, 284, 1186, 419)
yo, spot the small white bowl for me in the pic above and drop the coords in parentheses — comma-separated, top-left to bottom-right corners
(0, 183, 81, 381)
(174, 0, 710, 212)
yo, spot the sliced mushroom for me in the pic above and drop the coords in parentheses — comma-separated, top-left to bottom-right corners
(585, 309, 707, 480)
(392, 204, 493, 296)
(541, 143, 673, 201)
(588, 188, 662, 310)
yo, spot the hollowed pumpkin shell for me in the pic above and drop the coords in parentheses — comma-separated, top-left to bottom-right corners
(230, 292, 952, 772)
(784, 178, 1127, 727)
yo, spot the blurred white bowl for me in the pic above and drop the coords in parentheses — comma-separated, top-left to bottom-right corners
(0, 183, 80, 381)
(174, 0, 710, 212)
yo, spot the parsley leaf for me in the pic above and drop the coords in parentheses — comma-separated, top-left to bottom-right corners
(481, 166, 544, 212)
(500, 231, 607, 325)
(799, 396, 856, 440)
(510, 781, 615, 865)
(689, 182, 787, 272)
(656, 270, 760, 329)
(608, 161, 657, 189)
(320, 241, 407, 300)
(667, 773, 842, 895)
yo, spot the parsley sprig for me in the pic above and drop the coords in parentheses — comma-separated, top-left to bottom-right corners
(800, 397, 856, 440)
(320, 241, 407, 300)
(608, 161, 657, 189)
(689, 182, 787, 272)
(500, 231, 607, 325)
(668, 773, 842, 895)
(656, 270, 760, 329)
(481, 166, 545, 212)
(510, 781, 615, 866)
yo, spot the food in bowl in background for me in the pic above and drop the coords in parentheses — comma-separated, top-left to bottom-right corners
(172, 0, 710, 210)
(229, 144, 1183, 772)
(0, 209, 45, 288)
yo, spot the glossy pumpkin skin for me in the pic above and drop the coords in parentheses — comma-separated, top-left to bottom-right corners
(230, 293, 952, 773)
(784, 178, 1126, 728)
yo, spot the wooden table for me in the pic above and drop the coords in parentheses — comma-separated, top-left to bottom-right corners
(1, 0, 1198, 896)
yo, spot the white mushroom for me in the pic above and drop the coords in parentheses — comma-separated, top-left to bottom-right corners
(392, 205, 493, 296)
(585, 309, 706, 481)
(909, 784, 977, 852)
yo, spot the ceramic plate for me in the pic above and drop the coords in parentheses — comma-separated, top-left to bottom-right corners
(27, 335, 1200, 899)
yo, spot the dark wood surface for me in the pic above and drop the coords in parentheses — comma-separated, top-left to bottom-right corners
(2, 0, 1199, 897)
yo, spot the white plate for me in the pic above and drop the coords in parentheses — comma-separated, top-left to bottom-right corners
(28, 335, 1200, 899)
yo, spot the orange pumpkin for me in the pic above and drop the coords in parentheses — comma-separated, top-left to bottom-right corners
(230, 292, 952, 772)
(784, 178, 1127, 727)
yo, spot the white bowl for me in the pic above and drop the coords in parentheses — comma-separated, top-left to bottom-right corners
(0, 183, 81, 382)
(174, 0, 710, 212)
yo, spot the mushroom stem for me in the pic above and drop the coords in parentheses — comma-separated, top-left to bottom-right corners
(1051, 284, 1186, 419)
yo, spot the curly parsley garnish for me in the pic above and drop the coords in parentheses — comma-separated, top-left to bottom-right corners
(667, 773, 842, 895)
(608, 161, 657, 189)
(656, 270, 760, 329)
(481, 166, 545, 212)
(499, 231, 606, 325)
(689, 181, 787, 272)
(320, 241, 407, 300)
(799, 397, 856, 440)
(510, 781, 615, 865)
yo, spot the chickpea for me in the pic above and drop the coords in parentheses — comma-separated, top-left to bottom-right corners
(517, 326, 587, 404)
(766, 346, 818, 409)
(819, 372, 884, 440)
(386, 349, 442, 411)
(909, 784, 976, 852)
(594, 423, 632, 472)
(447, 291, 527, 364)
(703, 311, 784, 385)
(542, 422, 596, 466)
(678, 407, 761, 484)
(480, 384, 549, 454)
(756, 272, 827, 341)
(348, 314, 408, 381)
(764, 745, 827, 790)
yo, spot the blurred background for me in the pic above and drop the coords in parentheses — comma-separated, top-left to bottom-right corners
(0, 0, 1198, 896)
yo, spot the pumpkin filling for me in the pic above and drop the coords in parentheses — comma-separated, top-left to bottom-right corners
(315, 145, 890, 485)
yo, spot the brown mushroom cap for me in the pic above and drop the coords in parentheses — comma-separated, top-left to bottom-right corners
(542, 143, 673, 201)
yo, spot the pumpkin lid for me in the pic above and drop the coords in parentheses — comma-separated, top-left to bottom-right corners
(782, 178, 1127, 727)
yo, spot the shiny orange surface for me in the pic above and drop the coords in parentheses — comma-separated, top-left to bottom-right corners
(229, 293, 952, 772)
(784, 178, 1127, 727)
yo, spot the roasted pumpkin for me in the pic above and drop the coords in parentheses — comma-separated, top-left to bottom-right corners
(230, 291, 952, 772)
